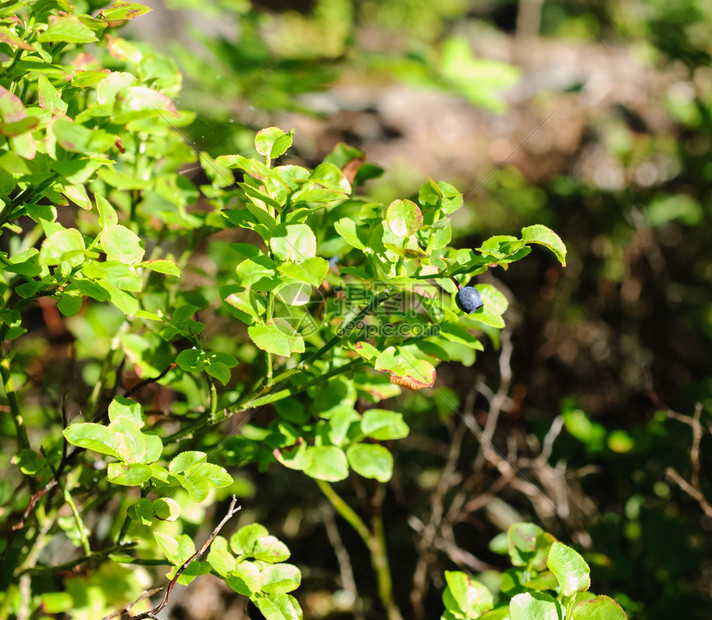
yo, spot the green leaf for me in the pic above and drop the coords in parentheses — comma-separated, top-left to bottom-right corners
(255, 127, 295, 160)
(303, 446, 349, 482)
(150, 464, 170, 484)
(100, 224, 145, 265)
(108, 395, 144, 428)
(207, 537, 236, 576)
(442, 571, 494, 618)
(144, 439, 165, 467)
(81, 261, 141, 292)
(57, 294, 82, 317)
(253, 597, 287, 620)
(53, 117, 115, 153)
(260, 563, 301, 594)
(63, 423, 121, 458)
(5, 249, 41, 277)
(36, 16, 98, 44)
(248, 323, 305, 357)
(571, 595, 627, 620)
(12, 449, 47, 476)
(510, 592, 562, 620)
(111, 417, 146, 463)
(97, 71, 137, 105)
(253, 536, 291, 563)
(547, 542, 591, 597)
(327, 408, 360, 446)
(139, 259, 180, 276)
(100, 1, 153, 21)
(116, 86, 179, 118)
(477, 284, 508, 316)
(37, 76, 68, 114)
(231, 523, 269, 555)
(98, 281, 139, 315)
(175, 560, 210, 586)
(375, 346, 436, 391)
(334, 218, 368, 251)
(176, 348, 206, 372)
(183, 462, 234, 488)
(274, 442, 311, 471)
(169, 450, 207, 474)
(386, 199, 423, 237)
(181, 476, 210, 502)
(277, 257, 329, 287)
(153, 497, 181, 521)
(227, 561, 262, 595)
(507, 522, 544, 566)
(16, 281, 42, 299)
(346, 444, 393, 482)
(107, 462, 152, 486)
(94, 194, 118, 228)
(427, 220, 452, 252)
(154, 531, 183, 566)
(205, 360, 231, 385)
(270, 224, 316, 263)
(521, 225, 567, 266)
(419, 178, 463, 215)
(0, 116, 39, 138)
(460, 284, 509, 330)
(361, 409, 409, 440)
(478, 236, 527, 261)
(269, 594, 303, 620)
(216, 154, 271, 178)
(39, 228, 85, 267)
(0, 27, 34, 52)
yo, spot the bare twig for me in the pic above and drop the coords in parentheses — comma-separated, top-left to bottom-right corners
(646, 381, 712, 518)
(125, 364, 177, 398)
(321, 504, 365, 620)
(100, 588, 163, 620)
(410, 388, 471, 618)
(129, 496, 241, 620)
(666, 468, 712, 518)
(540, 416, 564, 464)
(474, 329, 513, 470)
(11, 479, 58, 531)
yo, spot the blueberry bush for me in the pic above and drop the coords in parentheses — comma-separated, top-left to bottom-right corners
(442, 523, 627, 620)
(0, 1, 635, 619)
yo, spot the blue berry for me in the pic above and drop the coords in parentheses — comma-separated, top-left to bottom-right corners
(455, 286, 483, 314)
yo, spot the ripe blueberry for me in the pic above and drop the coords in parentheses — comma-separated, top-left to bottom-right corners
(455, 286, 483, 314)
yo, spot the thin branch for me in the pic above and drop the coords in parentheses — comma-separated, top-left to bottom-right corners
(124, 364, 177, 398)
(11, 480, 58, 531)
(321, 504, 365, 620)
(474, 329, 513, 470)
(689, 403, 703, 489)
(540, 416, 565, 464)
(17, 543, 138, 576)
(666, 468, 712, 518)
(411, 389, 471, 619)
(129, 496, 241, 620)
(370, 483, 403, 620)
(100, 588, 163, 620)
(1, 357, 31, 453)
(316, 480, 371, 551)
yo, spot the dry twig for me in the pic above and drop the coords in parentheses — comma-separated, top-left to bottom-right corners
(127, 496, 241, 620)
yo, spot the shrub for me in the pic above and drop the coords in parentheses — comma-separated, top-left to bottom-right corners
(0, 2, 628, 619)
